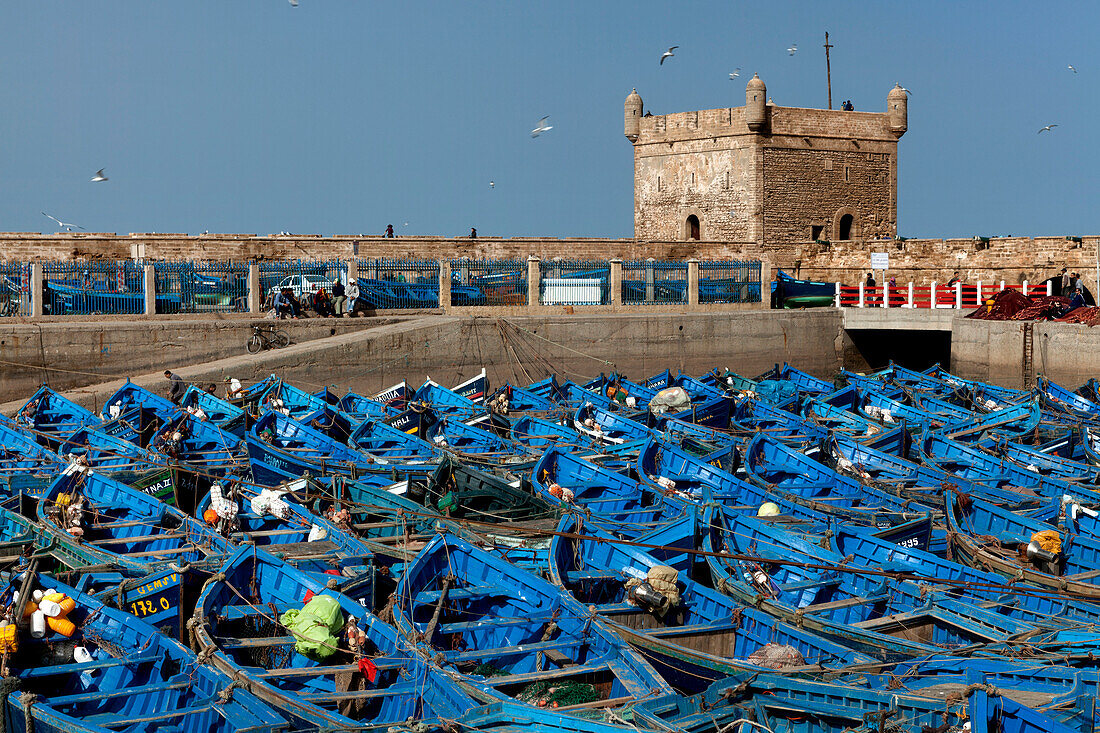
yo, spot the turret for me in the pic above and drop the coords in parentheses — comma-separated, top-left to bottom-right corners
(624, 88, 643, 142)
(887, 84, 908, 138)
(745, 74, 768, 132)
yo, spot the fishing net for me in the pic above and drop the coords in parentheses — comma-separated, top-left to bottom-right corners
(747, 643, 806, 669)
(1055, 306, 1100, 326)
(965, 289, 1032, 320)
(517, 680, 599, 707)
(472, 663, 507, 677)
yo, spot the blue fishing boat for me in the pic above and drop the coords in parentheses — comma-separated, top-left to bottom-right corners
(101, 381, 181, 424)
(347, 418, 441, 463)
(180, 385, 249, 435)
(921, 433, 1082, 501)
(574, 402, 652, 445)
(13, 386, 99, 448)
(2, 568, 288, 733)
(510, 415, 587, 451)
(1038, 374, 1100, 420)
(37, 463, 228, 572)
(772, 270, 835, 308)
(394, 533, 673, 706)
(829, 524, 1100, 630)
(531, 447, 690, 535)
(753, 361, 834, 394)
(548, 515, 876, 692)
(945, 490, 1100, 600)
(193, 544, 474, 729)
(632, 670, 1086, 733)
(702, 505, 1051, 660)
(149, 411, 246, 477)
(0, 418, 63, 478)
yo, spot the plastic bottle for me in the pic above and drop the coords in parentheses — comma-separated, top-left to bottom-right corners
(38, 596, 63, 618)
(47, 615, 76, 638)
(30, 610, 46, 638)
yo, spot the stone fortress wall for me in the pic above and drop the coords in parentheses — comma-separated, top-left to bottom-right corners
(0, 231, 1092, 291)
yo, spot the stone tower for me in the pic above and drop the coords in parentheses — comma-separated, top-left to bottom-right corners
(625, 77, 907, 245)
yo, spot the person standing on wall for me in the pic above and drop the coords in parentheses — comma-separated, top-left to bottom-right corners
(948, 271, 961, 286)
(865, 272, 877, 307)
(385, 225, 395, 238)
(1060, 267, 1072, 297)
(469, 227, 477, 239)
(331, 279, 346, 317)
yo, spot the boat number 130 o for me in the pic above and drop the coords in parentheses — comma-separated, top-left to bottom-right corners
(130, 597, 172, 617)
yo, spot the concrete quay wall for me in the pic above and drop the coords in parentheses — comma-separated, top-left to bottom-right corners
(0, 311, 844, 413)
(0, 316, 409, 405)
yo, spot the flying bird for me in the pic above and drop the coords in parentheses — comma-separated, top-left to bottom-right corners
(729, 67, 741, 80)
(530, 116, 553, 138)
(660, 46, 678, 65)
(42, 212, 85, 231)
(787, 43, 797, 56)
(1069, 64, 1077, 74)
(289, 0, 298, 6)
(489, 180, 495, 189)
(1038, 124, 1059, 133)
(90, 168, 108, 182)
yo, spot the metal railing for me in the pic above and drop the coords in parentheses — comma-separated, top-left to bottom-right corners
(0, 263, 31, 316)
(622, 261, 688, 304)
(153, 261, 250, 313)
(834, 280, 1040, 309)
(449, 259, 527, 306)
(539, 260, 611, 305)
(700, 261, 762, 303)
(42, 261, 148, 315)
(355, 258, 440, 309)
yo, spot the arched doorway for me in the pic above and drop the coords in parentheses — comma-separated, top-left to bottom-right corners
(838, 213, 853, 241)
(686, 214, 700, 240)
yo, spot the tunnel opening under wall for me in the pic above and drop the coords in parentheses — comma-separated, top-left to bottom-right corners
(842, 328, 952, 374)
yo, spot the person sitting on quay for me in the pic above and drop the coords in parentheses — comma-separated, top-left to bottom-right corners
(311, 288, 336, 318)
(331, 279, 346, 317)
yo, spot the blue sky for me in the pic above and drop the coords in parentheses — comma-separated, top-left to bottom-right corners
(1, 2, 1095, 239)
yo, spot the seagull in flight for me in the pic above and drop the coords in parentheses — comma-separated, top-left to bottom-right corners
(729, 67, 741, 80)
(489, 180, 495, 189)
(1069, 64, 1077, 74)
(787, 43, 797, 56)
(42, 212, 85, 231)
(531, 116, 553, 138)
(660, 46, 678, 65)
(289, 0, 298, 6)
(1038, 124, 1059, 134)
(90, 168, 108, 182)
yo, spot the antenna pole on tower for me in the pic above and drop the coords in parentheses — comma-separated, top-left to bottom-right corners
(824, 31, 833, 110)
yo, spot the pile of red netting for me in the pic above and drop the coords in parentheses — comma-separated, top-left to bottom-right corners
(1055, 307, 1100, 326)
(966, 290, 1073, 321)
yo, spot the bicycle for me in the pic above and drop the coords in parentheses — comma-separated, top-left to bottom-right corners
(246, 324, 290, 353)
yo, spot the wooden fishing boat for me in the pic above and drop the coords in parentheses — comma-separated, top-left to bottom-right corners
(753, 361, 834, 394)
(179, 385, 249, 435)
(405, 455, 558, 525)
(192, 544, 474, 729)
(37, 462, 228, 573)
(772, 270, 835, 308)
(702, 505, 1051, 660)
(922, 433, 1085, 501)
(149, 411, 246, 477)
(945, 490, 1100, 600)
(101, 381, 181, 424)
(510, 415, 588, 451)
(393, 532, 673, 707)
(2, 569, 288, 733)
(574, 402, 652, 445)
(194, 478, 376, 587)
(531, 447, 690, 538)
(0, 418, 64, 478)
(743, 433, 939, 515)
(632, 670, 1086, 733)
(549, 514, 877, 692)
(247, 411, 432, 487)
(13, 386, 99, 449)
(829, 524, 1100, 631)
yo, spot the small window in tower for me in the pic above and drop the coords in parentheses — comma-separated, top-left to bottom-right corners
(657, 176, 661, 192)
(686, 215, 701, 241)
(691, 172, 695, 186)
(725, 171, 729, 189)
(844, 166, 850, 182)
(824, 159, 833, 171)
(838, 214, 853, 241)
(811, 225, 825, 241)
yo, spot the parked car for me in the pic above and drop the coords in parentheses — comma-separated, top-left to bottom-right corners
(266, 274, 329, 299)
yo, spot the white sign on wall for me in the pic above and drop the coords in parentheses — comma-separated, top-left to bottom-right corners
(870, 252, 890, 270)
